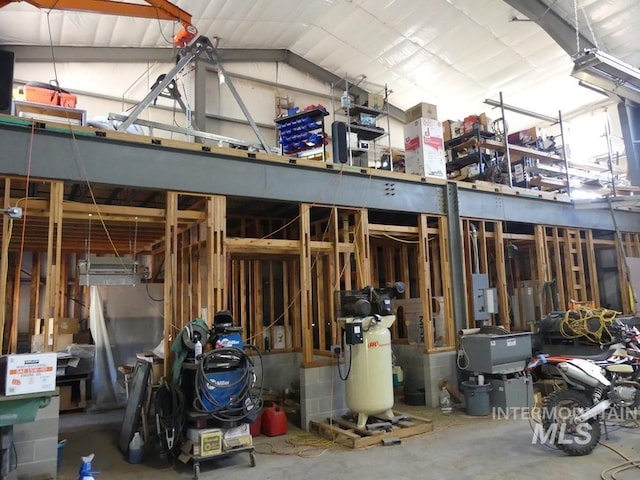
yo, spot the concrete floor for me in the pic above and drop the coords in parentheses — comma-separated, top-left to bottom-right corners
(55, 404, 640, 480)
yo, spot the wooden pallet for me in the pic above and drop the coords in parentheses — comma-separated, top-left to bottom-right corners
(309, 413, 433, 449)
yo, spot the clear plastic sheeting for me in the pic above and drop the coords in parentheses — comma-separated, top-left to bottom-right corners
(89, 286, 122, 410)
(89, 284, 165, 410)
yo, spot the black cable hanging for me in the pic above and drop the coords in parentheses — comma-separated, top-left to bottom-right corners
(193, 347, 263, 423)
(155, 381, 186, 458)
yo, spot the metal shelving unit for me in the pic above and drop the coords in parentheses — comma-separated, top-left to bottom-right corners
(332, 80, 392, 169)
(274, 107, 329, 161)
(485, 92, 572, 194)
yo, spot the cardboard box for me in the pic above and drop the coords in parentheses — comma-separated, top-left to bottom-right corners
(0, 353, 57, 396)
(508, 127, 540, 145)
(366, 93, 385, 111)
(59, 384, 72, 409)
(31, 334, 44, 353)
(223, 424, 252, 449)
(73, 331, 92, 345)
(403, 118, 446, 179)
(57, 318, 79, 335)
(405, 102, 438, 123)
(58, 379, 87, 411)
(136, 352, 164, 384)
(186, 428, 222, 457)
(463, 113, 490, 134)
(32, 332, 89, 353)
(55, 334, 74, 352)
(443, 120, 464, 142)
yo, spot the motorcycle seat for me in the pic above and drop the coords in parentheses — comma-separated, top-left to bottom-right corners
(571, 350, 615, 361)
(606, 364, 634, 374)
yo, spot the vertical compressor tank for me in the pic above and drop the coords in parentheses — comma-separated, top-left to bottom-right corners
(341, 315, 396, 428)
(336, 283, 404, 428)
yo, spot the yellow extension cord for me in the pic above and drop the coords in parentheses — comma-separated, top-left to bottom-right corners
(559, 307, 620, 345)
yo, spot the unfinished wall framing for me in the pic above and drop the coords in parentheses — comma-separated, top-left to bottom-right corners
(460, 218, 621, 332)
(0, 174, 636, 377)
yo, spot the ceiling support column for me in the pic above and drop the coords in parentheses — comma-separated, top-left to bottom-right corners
(618, 101, 640, 186)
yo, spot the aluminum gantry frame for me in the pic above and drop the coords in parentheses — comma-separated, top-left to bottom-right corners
(113, 36, 272, 153)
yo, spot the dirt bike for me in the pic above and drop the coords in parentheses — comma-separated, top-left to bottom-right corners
(525, 321, 640, 456)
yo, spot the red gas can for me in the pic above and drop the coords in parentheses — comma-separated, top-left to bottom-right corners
(261, 404, 288, 437)
(250, 413, 262, 437)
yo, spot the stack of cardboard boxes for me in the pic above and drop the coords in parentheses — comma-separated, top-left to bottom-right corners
(31, 317, 91, 353)
(403, 102, 446, 179)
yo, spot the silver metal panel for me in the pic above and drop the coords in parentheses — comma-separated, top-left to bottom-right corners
(457, 187, 640, 233)
(445, 182, 468, 333)
(0, 123, 445, 215)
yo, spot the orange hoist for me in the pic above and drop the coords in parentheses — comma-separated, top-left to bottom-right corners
(0, 0, 198, 46)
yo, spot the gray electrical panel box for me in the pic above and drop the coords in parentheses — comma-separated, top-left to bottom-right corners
(472, 274, 498, 321)
(462, 332, 532, 374)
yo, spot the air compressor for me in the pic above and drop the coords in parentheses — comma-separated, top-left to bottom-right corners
(336, 283, 405, 428)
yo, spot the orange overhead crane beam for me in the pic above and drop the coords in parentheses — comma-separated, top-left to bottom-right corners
(1, 0, 197, 45)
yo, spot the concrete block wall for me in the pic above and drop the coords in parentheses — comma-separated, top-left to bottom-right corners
(254, 352, 301, 392)
(300, 362, 347, 431)
(13, 394, 59, 479)
(423, 351, 457, 407)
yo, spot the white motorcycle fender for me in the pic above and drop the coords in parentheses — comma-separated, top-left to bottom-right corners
(558, 358, 611, 388)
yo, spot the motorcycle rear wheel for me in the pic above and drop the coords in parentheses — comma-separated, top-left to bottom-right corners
(541, 389, 601, 456)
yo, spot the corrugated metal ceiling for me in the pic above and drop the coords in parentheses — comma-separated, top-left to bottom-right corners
(0, 0, 635, 122)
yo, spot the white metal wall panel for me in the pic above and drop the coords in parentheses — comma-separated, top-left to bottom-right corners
(0, 0, 635, 128)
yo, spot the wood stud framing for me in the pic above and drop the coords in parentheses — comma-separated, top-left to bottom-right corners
(163, 191, 178, 377)
(0, 175, 637, 377)
(0, 178, 10, 351)
(299, 203, 313, 364)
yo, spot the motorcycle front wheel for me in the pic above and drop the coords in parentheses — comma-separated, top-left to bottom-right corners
(541, 389, 601, 456)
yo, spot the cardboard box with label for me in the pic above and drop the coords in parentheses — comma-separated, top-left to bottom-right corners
(186, 428, 222, 457)
(403, 118, 446, 179)
(0, 353, 57, 396)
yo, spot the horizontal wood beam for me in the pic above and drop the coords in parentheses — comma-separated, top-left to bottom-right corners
(368, 224, 419, 234)
(11, 198, 205, 222)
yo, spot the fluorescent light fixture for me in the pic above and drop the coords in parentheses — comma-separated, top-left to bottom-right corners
(572, 49, 640, 104)
(484, 99, 558, 123)
(78, 254, 145, 286)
